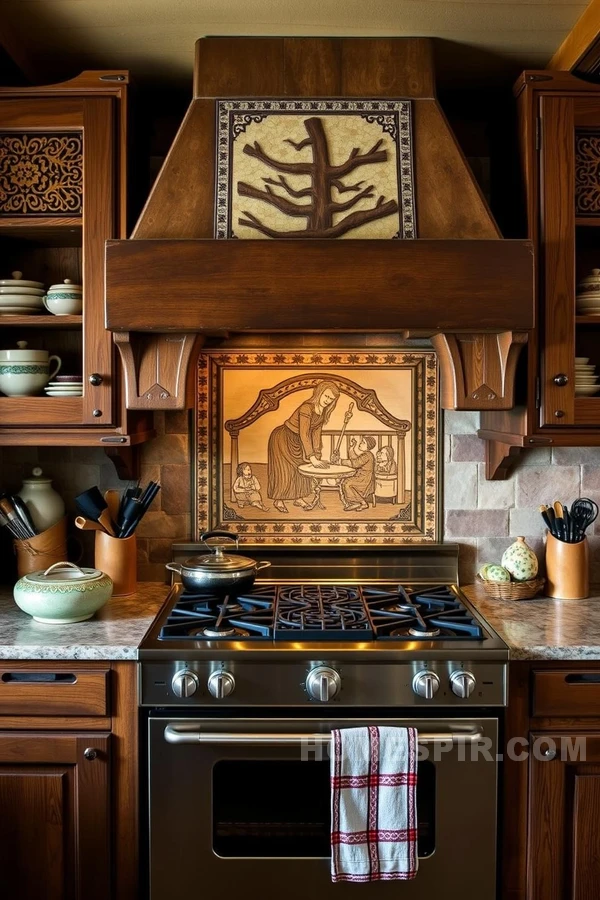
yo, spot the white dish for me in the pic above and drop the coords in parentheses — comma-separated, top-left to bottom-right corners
(48, 382, 82, 387)
(44, 386, 83, 392)
(0, 296, 44, 308)
(0, 272, 44, 290)
(575, 385, 600, 396)
(576, 357, 590, 364)
(0, 286, 44, 296)
(44, 391, 83, 398)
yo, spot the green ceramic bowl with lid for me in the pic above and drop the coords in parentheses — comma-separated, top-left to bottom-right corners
(13, 562, 113, 624)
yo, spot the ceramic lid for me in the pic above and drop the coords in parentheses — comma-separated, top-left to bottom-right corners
(0, 270, 44, 290)
(24, 562, 104, 585)
(0, 341, 49, 362)
(47, 279, 82, 293)
(183, 549, 257, 573)
(21, 466, 52, 485)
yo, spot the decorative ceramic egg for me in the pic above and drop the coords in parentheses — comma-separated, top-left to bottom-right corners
(501, 536, 539, 582)
(478, 563, 493, 580)
(482, 564, 511, 583)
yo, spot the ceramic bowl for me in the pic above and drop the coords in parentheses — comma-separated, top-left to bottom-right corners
(0, 295, 44, 308)
(13, 562, 113, 624)
(576, 357, 590, 364)
(577, 296, 600, 310)
(578, 269, 600, 293)
(0, 286, 44, 296)
(0, 346, 61, 396)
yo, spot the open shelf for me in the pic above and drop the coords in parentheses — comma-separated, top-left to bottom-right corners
(0, 217, 82, 246)
(576, 315, 600, 325)
(0, 315, 82, 328)
(576, 217, 600, 227)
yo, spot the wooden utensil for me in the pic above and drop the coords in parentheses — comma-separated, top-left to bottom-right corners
(75, 515, 107, 533)
(74, 487, 116, 536)
(104, 489, 121, 530)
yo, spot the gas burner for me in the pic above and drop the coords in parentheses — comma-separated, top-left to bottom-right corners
(194, 624, 250, 639)
(408, 625, 442, 638)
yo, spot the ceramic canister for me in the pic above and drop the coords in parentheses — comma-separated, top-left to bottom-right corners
(18, 466, 66, 532)
(43, 279, 83, 316)
(0, 341, 61, 396)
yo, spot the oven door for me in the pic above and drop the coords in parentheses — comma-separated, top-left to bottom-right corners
(148, 716, 498, 899)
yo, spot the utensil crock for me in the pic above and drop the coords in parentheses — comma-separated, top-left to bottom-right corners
(95, 531, 137, 597)
(545, 532, 590, 600)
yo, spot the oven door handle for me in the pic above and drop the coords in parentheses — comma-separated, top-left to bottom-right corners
(163, 724, 485, 745)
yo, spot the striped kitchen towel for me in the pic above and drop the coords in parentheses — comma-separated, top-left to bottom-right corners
(330, 725, 418, 882)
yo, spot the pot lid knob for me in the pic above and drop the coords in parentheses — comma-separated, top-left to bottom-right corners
(17, 341, 27, 350)
(12, 271, 23, 280)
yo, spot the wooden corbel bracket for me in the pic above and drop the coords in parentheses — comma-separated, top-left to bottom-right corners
(113, 332, 205, 410)
(431, 332, 528, 410)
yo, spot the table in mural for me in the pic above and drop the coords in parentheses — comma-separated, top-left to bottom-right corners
(298, 462, 355, 511)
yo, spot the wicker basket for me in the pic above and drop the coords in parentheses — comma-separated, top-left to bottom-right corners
(476, 574, 545, 601)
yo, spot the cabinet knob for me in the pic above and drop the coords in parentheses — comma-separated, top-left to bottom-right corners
(84, 747, 98, 761)
(92, 409, 103, 417)
(89, 373, 103, 386)
(553, 374, 569, 387)
(541, 747, 556, 761)
(554, 410, 565, 418)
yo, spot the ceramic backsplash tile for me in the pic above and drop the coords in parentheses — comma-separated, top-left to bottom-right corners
(0, 408, 597, 585)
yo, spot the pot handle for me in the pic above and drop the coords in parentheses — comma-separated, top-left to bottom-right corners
(165, 562, 183, 575)
(42, 561, 84, 577)
(257, 561, 271, 571)
(201, 530, 239, 551)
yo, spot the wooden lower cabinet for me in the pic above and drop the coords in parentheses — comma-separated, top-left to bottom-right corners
(504, 661, 600, 900)
(0, 731, 110, 900)
(528, 732, 600, 900)
(0, 660, 138, 900)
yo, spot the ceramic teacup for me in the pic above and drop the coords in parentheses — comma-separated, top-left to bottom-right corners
(0, 343, 61, 396)
(43, 279, 82, 316)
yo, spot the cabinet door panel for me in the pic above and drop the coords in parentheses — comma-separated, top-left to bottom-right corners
(539, 95, 576, 426)
(0, 767, 72, 900)
(0, 732, 110, 900)
(529, 732, 600, 900)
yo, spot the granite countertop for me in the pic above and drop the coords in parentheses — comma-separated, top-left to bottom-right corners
(0, 583, 170, 660)
(464, 584, 600, 660)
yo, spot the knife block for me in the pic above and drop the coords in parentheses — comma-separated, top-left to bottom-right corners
(545, 532, 589, 600)
(95, 532, 137, 597)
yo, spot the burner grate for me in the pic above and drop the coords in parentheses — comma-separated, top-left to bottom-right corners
(157, 583, 485, 642)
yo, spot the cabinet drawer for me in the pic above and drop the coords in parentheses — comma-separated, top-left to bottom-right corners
(0, 667, 109, 716)
(533, 670, 600, 717)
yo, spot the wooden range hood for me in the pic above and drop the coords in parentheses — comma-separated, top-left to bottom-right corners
(105, 37, 534, 411)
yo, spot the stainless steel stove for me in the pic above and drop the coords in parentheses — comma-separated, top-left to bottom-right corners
(142, 544, 506, 900)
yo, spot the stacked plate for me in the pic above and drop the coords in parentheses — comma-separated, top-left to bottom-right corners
(44, 375, 83, 398)
(575, 357, 600, 396)
(0, 271, 45, 316)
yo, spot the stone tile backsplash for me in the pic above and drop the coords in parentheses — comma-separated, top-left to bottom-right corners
(444, 411, 600, 585)
(1, 408, 599, 586)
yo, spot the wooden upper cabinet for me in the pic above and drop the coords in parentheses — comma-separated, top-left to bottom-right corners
(0, 73, 153, 447)
(539, 91, 600, 428)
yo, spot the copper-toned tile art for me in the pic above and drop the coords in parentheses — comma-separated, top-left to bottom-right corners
(195, 349, 438, 545)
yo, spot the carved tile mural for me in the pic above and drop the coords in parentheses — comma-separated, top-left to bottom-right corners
(0, 132, 83, 216)
(195, 349, 438, 545)
(215, 99, 416, 240)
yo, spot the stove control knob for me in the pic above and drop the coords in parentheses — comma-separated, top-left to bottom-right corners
(412, 671, 440, 700)
(306, 666, 341, 702)
(450, 670, 476, 700)
(171, 670, 199, 698)
(207, 671, 236, 699)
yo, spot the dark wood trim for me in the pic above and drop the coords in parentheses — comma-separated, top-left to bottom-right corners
(105, 239, 534, 333)
(110, 661, 139, 900)
(548, 0, 600, 73)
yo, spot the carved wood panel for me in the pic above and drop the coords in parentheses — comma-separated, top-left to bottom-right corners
(575, 128, 600, 216)
(0, 132, 83, 215)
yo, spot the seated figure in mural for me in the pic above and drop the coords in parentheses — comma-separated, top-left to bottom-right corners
(267, 381, 340, 513)
(232, 462, 269, 511)
(333, 435, 376, 511)
(376, 445, 397, 476)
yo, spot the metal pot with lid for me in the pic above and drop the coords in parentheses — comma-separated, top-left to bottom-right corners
(165, 531, 270, 592)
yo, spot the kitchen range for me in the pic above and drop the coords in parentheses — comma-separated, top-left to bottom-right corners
(140, 540, 507, 900)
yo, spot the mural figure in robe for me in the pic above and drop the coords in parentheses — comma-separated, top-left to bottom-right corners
(267, 381, 340, 513)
